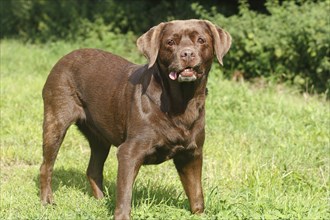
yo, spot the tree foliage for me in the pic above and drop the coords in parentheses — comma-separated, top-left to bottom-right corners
(1, 0, 224, 41)
(0, 0, 328, 95)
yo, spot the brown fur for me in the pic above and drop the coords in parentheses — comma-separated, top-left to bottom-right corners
(40, 19, 231, 219)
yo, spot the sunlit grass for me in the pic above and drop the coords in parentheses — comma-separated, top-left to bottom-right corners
(1, 39, 329, 219)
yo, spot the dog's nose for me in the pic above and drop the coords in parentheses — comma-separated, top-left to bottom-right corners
(180, 49, 195, 60)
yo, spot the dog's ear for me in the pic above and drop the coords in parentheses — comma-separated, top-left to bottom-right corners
(137, 22, 166, 68)
(205, 20, 232, 65)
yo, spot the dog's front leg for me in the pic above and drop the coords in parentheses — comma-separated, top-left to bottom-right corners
(114, 143, 144, 220)
(174, 152, 204, 214)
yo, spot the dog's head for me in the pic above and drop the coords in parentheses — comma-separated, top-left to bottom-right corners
(137, 19, 231, 82)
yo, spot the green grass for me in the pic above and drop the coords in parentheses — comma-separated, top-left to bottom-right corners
(1, 39, 329, 219)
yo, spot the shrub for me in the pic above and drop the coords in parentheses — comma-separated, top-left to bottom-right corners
(0, 0, 113, 42)
(1, 0, 328, 95)
(193, 1, 330, 95)
(0, 0, 206, 41)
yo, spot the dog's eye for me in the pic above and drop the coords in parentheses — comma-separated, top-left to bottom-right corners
(197, 37, 205, 44)
(167, 39, 175, 46)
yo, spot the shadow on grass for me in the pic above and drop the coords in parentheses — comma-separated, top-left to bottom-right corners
(35, 167, 189, 214)
(34, 167, 115, 199)
(133, 183, 190, 210)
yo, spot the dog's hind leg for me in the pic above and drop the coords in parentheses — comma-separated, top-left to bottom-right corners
(40, 88, 83, 205)
(77, 123, 111, 199)
(40, 111, 70, 204)
(86, 139, 110, 199)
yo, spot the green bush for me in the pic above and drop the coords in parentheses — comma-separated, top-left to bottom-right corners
(0, 0, 113, 42)
(193, 1, 329, 95)
(1, 0, 328, 95)
(0, 0, 205, 42)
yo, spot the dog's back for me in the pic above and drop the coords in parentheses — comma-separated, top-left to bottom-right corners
(43, 49, 140, 146)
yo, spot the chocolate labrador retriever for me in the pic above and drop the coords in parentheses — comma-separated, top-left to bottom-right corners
(40, 19, 231, 219)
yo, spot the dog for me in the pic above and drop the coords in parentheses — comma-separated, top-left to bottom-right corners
(40, 19, 231, 219)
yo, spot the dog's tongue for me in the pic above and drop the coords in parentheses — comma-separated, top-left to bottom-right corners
(169, 72, 178, 80)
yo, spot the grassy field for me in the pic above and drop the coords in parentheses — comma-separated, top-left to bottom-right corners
(1, 39, 329, 219)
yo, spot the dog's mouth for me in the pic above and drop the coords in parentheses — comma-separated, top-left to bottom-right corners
(169, 68, 198, 82)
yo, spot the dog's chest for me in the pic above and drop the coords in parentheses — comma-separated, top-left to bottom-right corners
(141, 102, 204, 165)
(143, 144, 192, 165)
